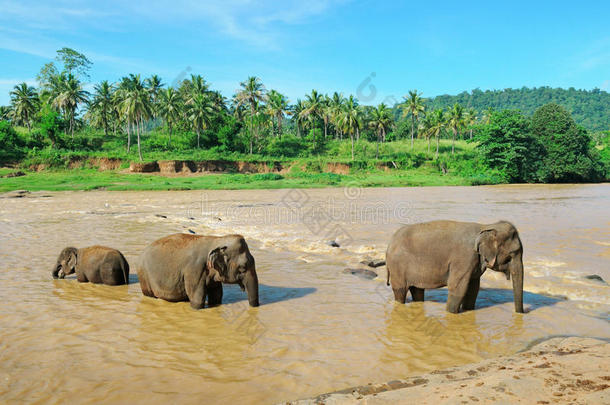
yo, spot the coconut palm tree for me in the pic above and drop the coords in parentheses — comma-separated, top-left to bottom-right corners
(369, 103, 393, 158)
(329, 92, 345, 139)
(117, 74, 151, 160)
(483, 107, 494, 124)
(419, 114, 435, 153)
(0, 105, 12, 121)
(158, 87, 183, 147)
(88, 80, 114, 136)
(266, 90, 289, 138)
(290, 99, 306, 138)
(464, 107, 477, 140)
(9, 83, 39, 132)
(429, 109, 446, 159)
(338, 95, 361, 160)
(301, 89, 324, 149)
(235, 76, 265, 154)
(447, 103, 464, 154)
(52, 74, 89, 137)
(188, 93, 216, 148)
(402, 90, 426, 149)
(145, 74, 164, 117)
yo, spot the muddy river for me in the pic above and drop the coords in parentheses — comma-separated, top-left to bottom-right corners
(1, 184, 609, 404)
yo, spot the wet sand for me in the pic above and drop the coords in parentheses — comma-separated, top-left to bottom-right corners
(288, 337, 609, 404)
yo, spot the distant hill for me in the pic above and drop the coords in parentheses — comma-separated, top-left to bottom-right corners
(425, 87, 610, 131)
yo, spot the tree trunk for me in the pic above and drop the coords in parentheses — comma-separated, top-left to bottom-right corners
(376, 130, 380, 159)
(137, 118, 143, 161)
(278, 115, 282, 139)
(197, 127, 201, 148)
(452, 128, 456, 154)
(411, 115, 415, 149)
(435, 134, 440, 158)
(428, 136, 431, 153)
(470, 128, 473, 140)
(168, 122, 173, 148)
(351, 134, 355, 161)
(324, 119, 327, 139)
(127, 121, 131, 152)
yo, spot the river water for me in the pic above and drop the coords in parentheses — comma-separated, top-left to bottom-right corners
(0, 184, 609, 404)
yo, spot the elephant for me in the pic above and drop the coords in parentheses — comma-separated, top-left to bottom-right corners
(137, 233, 259, 309)
(52, 246, 130, 285)
(386, 220, 524, 313)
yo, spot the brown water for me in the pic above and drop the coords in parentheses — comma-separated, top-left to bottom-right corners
(1, 184, 609, 404)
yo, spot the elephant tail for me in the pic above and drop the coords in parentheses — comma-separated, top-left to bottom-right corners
(120, 252, 130, 285)
(386, 267, 390, 286)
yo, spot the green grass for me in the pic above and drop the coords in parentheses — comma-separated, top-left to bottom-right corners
(1, 129, 500, 192)
(0, 166, 483, 192)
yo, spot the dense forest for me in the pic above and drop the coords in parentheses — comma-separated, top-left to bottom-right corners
(1, 48, 608, 184)
(426, 87, 610, 131)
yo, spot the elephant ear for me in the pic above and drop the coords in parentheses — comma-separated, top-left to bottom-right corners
(207, 246, 228, 281)
(476, 228, 498, 269)
(67, 250, 77, 271)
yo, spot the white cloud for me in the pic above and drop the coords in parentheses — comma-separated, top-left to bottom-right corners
(0, 0, 349, 49)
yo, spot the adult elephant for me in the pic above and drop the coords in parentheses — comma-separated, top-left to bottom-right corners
(386, 220, 524, 313)
(52, 246, 129, 285)
(137, 233, 259, 309)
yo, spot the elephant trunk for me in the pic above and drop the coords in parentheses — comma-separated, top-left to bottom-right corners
(243, 270, 259, 307)
(510, 259, 524, 313)
(52, 264, 60, 279)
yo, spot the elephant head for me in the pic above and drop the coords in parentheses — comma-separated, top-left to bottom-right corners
(52, 247, 78, 279)
(476, 221, 524, 313)
(207, 236, 259, 307)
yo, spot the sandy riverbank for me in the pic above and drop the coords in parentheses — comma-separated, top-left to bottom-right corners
(286, 337, 609, 404)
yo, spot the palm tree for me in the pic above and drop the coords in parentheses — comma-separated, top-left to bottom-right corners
(402, 90, 426, 149)
(52, 74, 89, 137)
(301, 89, 324, 149)
(447, 103, 464, 154)
(419, 114, 435, 153)
(0, 105, 12, 121)
(9, 83, 39, 132)
(329, 92, 345, 139)
(338, 95, 361, 160)
(369, 103, 393, 158)
(88, 81, 114, 136)
(235, 76, 265, 154)
(158, 87, 182, 147)
(465, 108, 477, 140)
(188, 93, 216, 148)
(145, 75, 164, 117)
(290, 99, 306, 137)
(118, 74, 151, 160)
(429, 109, 446, 159)
(266, 90, 289, 138)
(483, 107, 494, 124)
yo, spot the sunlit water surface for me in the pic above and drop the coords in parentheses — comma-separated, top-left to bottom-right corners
(0, 184, 608, 403)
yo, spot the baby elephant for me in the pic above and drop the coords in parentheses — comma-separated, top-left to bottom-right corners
(386, 220, 524, 313)
(52, 246, 130, 285)
(137, 233, 259, 309)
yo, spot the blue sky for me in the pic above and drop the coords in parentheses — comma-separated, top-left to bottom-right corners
(1, 0, 609, 106)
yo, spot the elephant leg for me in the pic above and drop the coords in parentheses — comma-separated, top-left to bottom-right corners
(138, 270, 155, 297)
(101, 264, 122, 285)
(409, 286, 425, 302)
(207, 280, 223, 307)
(446, 270, 471, 314)
(461, 278, 480, 311)
(184, 269, 206, 310)
(392, 287, 407, 304)
(76, 271, 88, 283)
